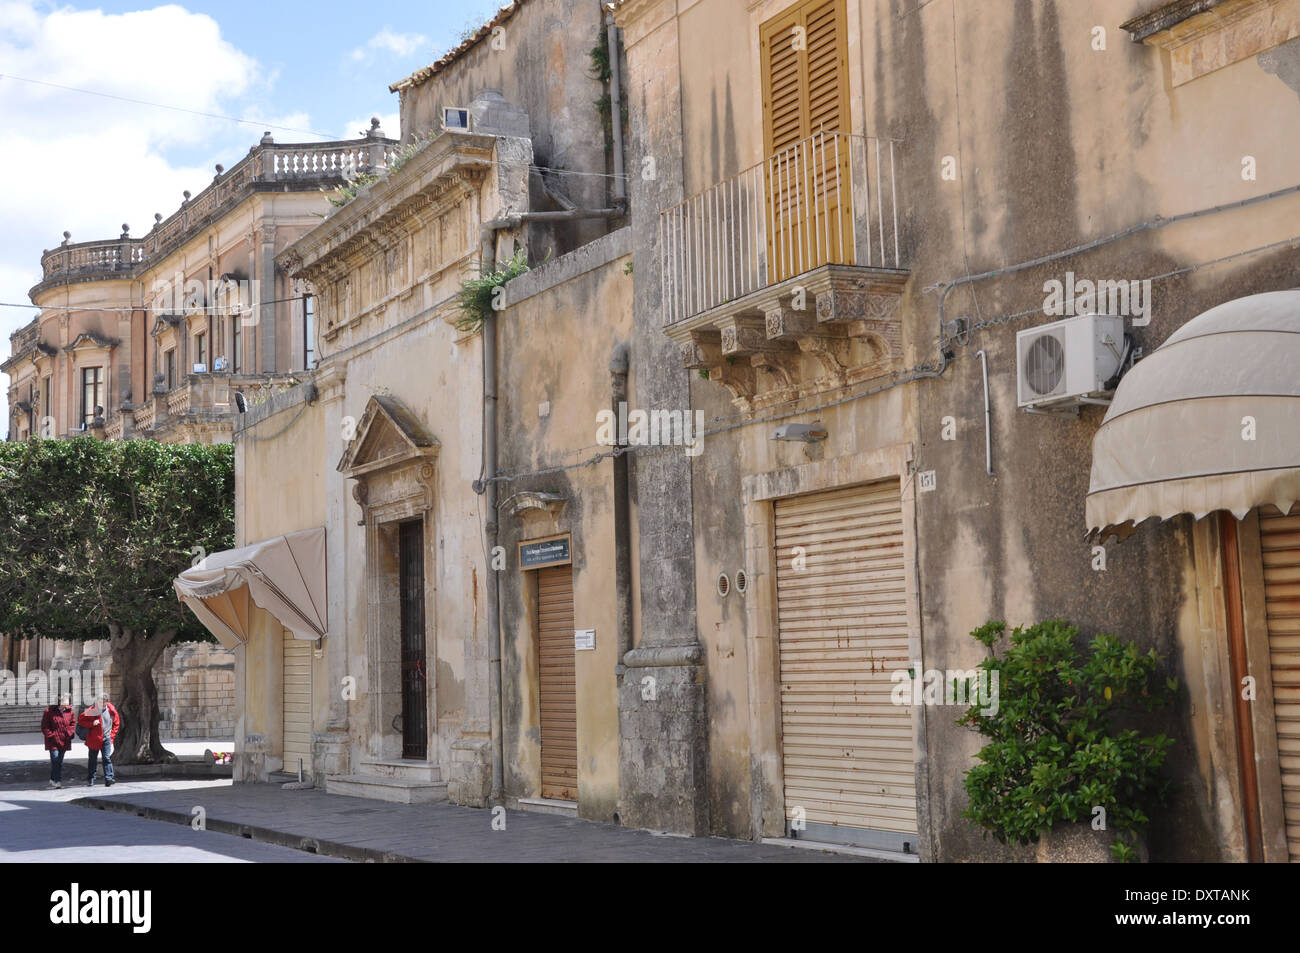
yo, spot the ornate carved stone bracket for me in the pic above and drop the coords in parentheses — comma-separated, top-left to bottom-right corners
(669, 264, 908, 409)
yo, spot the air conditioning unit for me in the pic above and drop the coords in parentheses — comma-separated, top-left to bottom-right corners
(192, 362, 207, 374)
(1016, 313, 1125, 409)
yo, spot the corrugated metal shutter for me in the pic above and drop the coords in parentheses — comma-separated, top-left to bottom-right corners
(774, 480, 917, 843)
(283, 627, 312, 777)
(537, 565, 577, 800)
(1260, 504, 1300, 861)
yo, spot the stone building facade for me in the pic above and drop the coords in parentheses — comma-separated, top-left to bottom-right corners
(3, 126, 396, 738)
(180, 0, 1300, 862)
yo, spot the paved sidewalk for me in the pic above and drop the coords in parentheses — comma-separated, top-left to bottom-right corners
(0, 778, 340, 862)
(74, 782, 881, 863)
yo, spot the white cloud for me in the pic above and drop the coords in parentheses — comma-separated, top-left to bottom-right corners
(349, 28, 428, 65)
(0, 1, 312, 428)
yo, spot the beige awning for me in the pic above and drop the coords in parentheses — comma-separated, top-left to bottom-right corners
(1087, 290, 1300, 542)
(174, 527, 327, 649)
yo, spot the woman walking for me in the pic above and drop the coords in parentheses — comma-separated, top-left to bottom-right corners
(40, 693, 76, 789)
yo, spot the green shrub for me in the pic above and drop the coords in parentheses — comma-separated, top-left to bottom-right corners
(958, 619, 1178, 861)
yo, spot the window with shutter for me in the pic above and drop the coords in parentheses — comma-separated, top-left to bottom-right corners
(760, 0, 852, 282)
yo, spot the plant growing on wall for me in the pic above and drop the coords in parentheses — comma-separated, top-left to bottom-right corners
(0, 438, 234, 764)
(327, 170, 381, 208)
(958, 619, 1178, 862)
(454, 248, 530, 334)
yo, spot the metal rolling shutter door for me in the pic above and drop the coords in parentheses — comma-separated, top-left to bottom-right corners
(283, 627, 313, 777)
(775, 480, 917, 842)
(538, 565, 577, 800)
(1260, 505, 1300, 860)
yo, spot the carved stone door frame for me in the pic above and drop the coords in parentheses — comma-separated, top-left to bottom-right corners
(338, 396, 440, 763)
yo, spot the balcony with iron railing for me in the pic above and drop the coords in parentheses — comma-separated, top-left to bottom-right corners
(34, 131, 398, 295)
(659, 131, 910, 412)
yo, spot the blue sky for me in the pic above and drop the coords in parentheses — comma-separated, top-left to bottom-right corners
(0, 0, 506, 424)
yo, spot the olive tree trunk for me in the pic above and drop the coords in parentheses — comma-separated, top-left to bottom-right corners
(109, 624, 177, 764)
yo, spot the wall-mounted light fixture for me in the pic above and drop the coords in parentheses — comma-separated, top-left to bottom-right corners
(771, 422, 828, 442)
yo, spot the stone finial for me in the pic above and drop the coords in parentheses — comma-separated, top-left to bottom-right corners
(120, 224, 130, 238)
(154, 213, 163, 226)
(366, 116, 384, 138)
(215, 163, 224, 176)
(260, 130, 274, 145)
(182, 190, 191, 203)
(62, 231, 71, 245)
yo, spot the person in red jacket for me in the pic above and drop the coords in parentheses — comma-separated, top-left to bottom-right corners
(40, 693, 76, 789)
(78, 693, 120, 787)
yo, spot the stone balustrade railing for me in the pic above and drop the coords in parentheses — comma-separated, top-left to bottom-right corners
(133, 372, 305, 433)
(37, 135, 396, 290)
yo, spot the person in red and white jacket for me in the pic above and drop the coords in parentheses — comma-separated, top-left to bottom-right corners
(78, 693, 120, 787)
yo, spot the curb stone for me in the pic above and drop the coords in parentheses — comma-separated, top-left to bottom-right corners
(72, 797, 420, 863)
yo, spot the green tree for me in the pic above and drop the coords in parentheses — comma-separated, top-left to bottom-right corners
(0, 438, 233, 763)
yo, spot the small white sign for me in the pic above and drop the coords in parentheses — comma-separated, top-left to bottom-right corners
(574, 628, 595, 651)
(918, 470, 937, 493)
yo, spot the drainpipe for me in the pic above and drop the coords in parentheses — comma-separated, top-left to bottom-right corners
(478, 224, 504, 805)
(605, 11, 626, 207)
(610, 344, 632, 681)
(477, 204, 625, 805)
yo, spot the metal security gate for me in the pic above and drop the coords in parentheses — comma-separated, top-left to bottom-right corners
(774, 480, 918, 851)
(537, 565, 577, 800)
(1260, 505, 1300, 861)
(282, 628, 312, 777)
(399, 520, 428, 760)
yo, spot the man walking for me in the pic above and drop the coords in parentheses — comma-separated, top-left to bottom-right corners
(78, 693, 120, 787)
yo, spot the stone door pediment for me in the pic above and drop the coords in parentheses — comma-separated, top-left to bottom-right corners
(337, 394, 440, 480)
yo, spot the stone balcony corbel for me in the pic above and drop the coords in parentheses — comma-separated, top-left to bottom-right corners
(679, 328, 757, 411)
(665, 262, 909, 410)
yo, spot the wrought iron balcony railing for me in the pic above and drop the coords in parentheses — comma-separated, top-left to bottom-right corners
(659, 131, 902, 327)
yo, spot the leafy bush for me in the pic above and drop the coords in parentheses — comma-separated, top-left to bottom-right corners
(958, 619, 1178, 862)
(454, 248, 530, 334)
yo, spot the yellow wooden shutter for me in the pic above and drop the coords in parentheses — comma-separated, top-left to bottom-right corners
(760, 0, 852, 282)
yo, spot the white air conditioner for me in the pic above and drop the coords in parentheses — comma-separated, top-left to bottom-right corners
(1016, 313, 1125, 409)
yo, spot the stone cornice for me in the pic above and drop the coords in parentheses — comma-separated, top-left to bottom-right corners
(1121, 0, 1231, 41)
(279, 132, 498, 282)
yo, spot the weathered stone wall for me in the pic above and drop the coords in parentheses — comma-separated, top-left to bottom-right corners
(394, 0, 618, 256)
(156, 642, 236, 739)
(496, 227, 633, 821)
(616, 0, 1300, 857)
